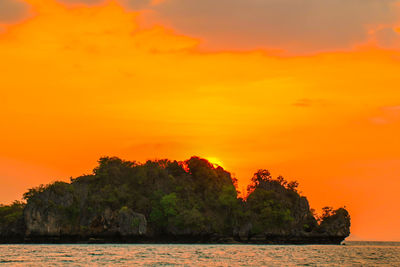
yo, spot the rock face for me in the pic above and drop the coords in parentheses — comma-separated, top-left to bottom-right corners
(24, 204, 148, 239)
(319, 208, 351, 237)
(23, 183, 147, 239)
(118, 208, 147, 236)
(24, 185, 75, 236)
(0, 156, 351, 244)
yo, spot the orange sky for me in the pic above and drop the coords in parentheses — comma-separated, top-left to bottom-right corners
(1, 0, 400, 241)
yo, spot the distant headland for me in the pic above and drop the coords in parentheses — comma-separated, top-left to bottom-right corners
(0, 156, 350, 244)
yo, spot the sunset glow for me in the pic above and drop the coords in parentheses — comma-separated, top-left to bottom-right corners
(205, 157, 224, 169)
(1, 0, 400, 241)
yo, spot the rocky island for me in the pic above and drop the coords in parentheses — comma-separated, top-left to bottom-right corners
(0, 157, 350, 244)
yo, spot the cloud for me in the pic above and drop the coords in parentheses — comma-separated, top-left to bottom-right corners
(133, 0, 400, 54)
(119, 0, 154, 9)
(3, 0, 400, 54)
(0, 0, 28, 23)
(51, 0, 155, 9)
(369, 105, 400, 125)
(374, 27, 400, 49)
(383, 105, 400, 111)
(57, 0, 106, 5)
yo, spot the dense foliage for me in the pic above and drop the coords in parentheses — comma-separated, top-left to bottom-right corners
(0, 201, 25, 226)
(1, 156, 350, 242)
(20, 157, 240, 236)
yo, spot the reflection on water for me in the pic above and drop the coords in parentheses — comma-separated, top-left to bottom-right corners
(0, 242, 399, 266)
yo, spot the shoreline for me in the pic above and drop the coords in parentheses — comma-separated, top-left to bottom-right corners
(0, 235, 346, 245)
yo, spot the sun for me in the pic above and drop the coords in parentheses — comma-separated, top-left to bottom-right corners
(206, 157, 224, 168)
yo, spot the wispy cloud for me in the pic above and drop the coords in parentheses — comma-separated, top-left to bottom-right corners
(3, 0, 400, 55)
(0, 0, 28, 23)
(140, 0, 400, 54)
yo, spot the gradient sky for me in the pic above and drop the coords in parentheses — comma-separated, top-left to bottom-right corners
(1, 0, 400, 241)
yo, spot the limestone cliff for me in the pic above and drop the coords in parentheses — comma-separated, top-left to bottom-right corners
(0, 156, 350, 244)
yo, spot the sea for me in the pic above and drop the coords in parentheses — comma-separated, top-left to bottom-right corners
(0, 241, 399, 266)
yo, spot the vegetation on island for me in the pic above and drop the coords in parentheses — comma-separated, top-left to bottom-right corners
(0, 156, 350, 244)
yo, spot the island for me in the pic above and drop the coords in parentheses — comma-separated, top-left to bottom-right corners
(0, 156, 350, 244)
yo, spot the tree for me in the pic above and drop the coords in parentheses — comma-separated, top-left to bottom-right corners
(247, 169, 272, 193)
(23, 185, 46, 201)
(286, 180, 299, 192)
(321, 206, 334, 219)
(276, 176, 287, 187)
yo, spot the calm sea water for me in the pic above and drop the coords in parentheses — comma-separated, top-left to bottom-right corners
(0, 241, 399, 266)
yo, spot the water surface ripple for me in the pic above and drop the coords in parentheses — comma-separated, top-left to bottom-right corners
(0, 241, 399, 266)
